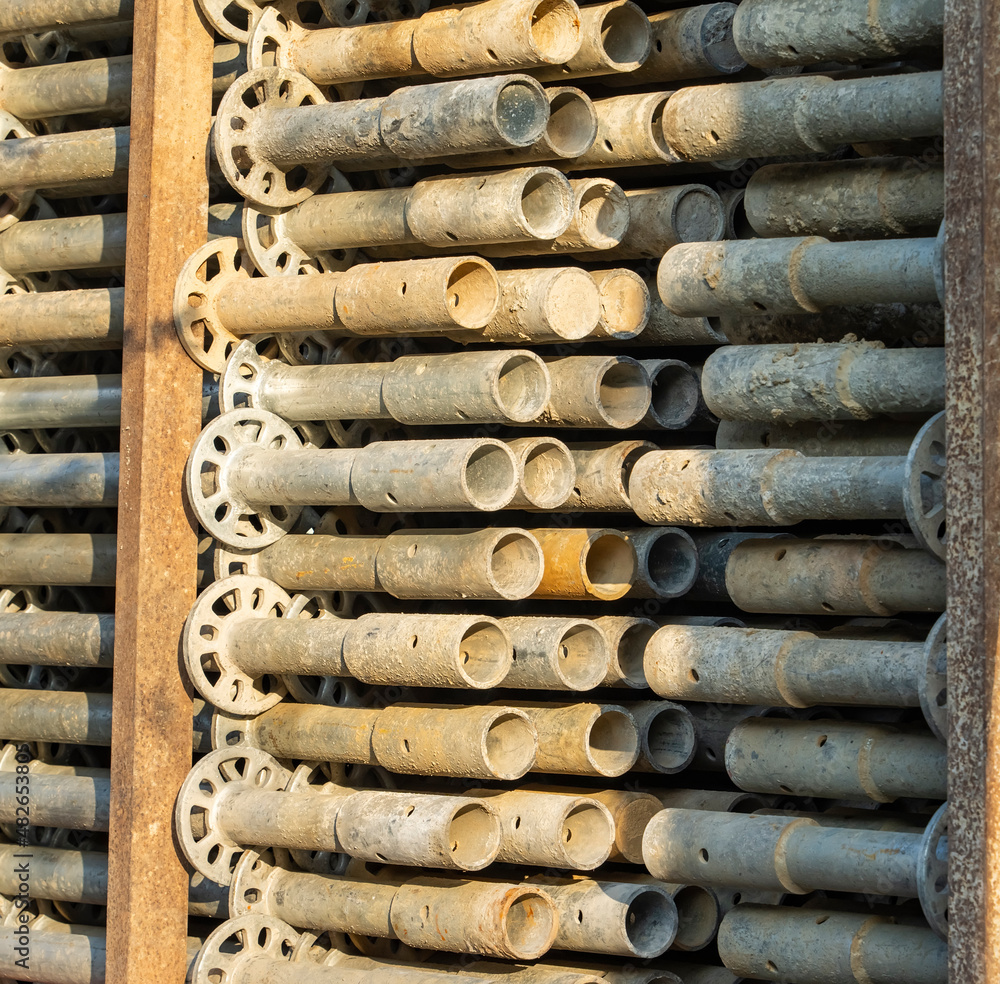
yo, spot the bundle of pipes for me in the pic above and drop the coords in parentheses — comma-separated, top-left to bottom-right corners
(0, 0, 951, 980)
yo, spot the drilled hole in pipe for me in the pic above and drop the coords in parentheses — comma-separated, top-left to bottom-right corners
(672, 885, 718, 951)
(530, 0, 583, 62)
(587, 709, 638, 774)
(458, 621, 509, 687)
(463, 444, 517, 510)
(561, 802, 613, 868)
(504, 890, 557, 957)
(644, 705, 695, 772)
(445, 261, 498, 329)
(519, 441, 574, 509)
(484, 712, 536, 779)
(598, 361, 650, 427)
(447, 803, 500, 867)
(497, 354, 548, 421)
(495, 81, 548, 146)
(584, 534, 635, 598)
(644, 529, 698, 596)
(490, 533, 544, 598)
(520, 171, 574, 240)
(545, 89, 597, 157)
(600, 4, 650, 68)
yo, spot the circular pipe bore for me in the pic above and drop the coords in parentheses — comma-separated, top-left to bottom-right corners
(586, 708, 640, 776)
(483, 711, 538, 780)
(624, 888, 679, 958)
(520, 171, 575, 240)
(645, 361, 701, 429)
(598, 3, 652, 71)
(503, 889, 559, 959)
(445, 260, 500, 329)
(643, 705, 697, 774)
(462, 443, 518, 510)
(640, 528, 699, 598)
(528, 0, 584, 64)
(672, 884, 720, 951)
(612, 620, 657, 688)
(496, 353, 550, 422)
(518, 439, 575, 509)
(545, 88, 599, 157)
(575, 179, 630, 248)
(552, 623, 607, 690)
(584, 532, 636, 600)
(560, 802, 615, 869)
(447, 802, 502, 869)
(458, 621, 512, 689)
(495, 80, 550, 146)
(597, 360, 651, 428)
(489, 532, 545, 599)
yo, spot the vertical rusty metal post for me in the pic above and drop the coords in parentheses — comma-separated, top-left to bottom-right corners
(945, 0, 1000, 979)
(105, 0, 213, 981)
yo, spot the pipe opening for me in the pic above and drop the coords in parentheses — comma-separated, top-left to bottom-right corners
(576, 181, 629, 248)
(702, 4, 744, 73)
(584, 533, 636, 598)
(530, 0, 584, 64)
(464, 444, 517, 510)
(674, 186, 725, 242)
(599, 4, 651, 70)
(520, 172, 574, 240)
(615, 621, 657, 687)
(587, 709, 639, 775)
(541, 268, 601, 340)
(504, 889, 557, 958)
(546, 90, 599, 158)
(728, 190, 755, 240)
(647, 362, 700, 429)
(648, 96, 672, 159)
(598, 270, 649, 338)
(598, 361, 651, 428)
(644, 705, 696, 773)
(555, 623, 606, 689)
(624, 889, 677, 957)
(446, 261, 499, 329)
(672, 884, 719, 950)
(495, 81, 549, 147)
(644, 529, 698, 596)
(497, 354, 549, 421)
(484, 711, 536, 779)
(519, 440, 574, 509)
(447, 803, 501, 868)
(458, 621, 510, 688)
(490, 533, 544, 598)
(561, 802, 614, 869)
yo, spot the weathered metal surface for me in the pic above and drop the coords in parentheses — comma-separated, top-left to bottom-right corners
(724, 536, 947, 616)
(630, 413, 946, 559)
(716, 417, 922, 457)
(176, 747, 504, 885)
(215, 68, 550, 208)
(529, 528, 637, 601)
(248, 0, 581, 84)
(745, 158, 945, 240)
(659, 235, 941, 318)
(646, 616, 948, 736)
(0, 0, 135, 41)
(661, 71, 942, 162)
(725, 717, 948, 802)
(0, 772, 110, 830)
(702, 343, 944, 421)
(718, 903, 947, 984)
(643, 805, 949, 936)
(732, 0, 944, 67)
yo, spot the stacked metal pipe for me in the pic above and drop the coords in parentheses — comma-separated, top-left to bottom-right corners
(0, 0, 950, 981)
